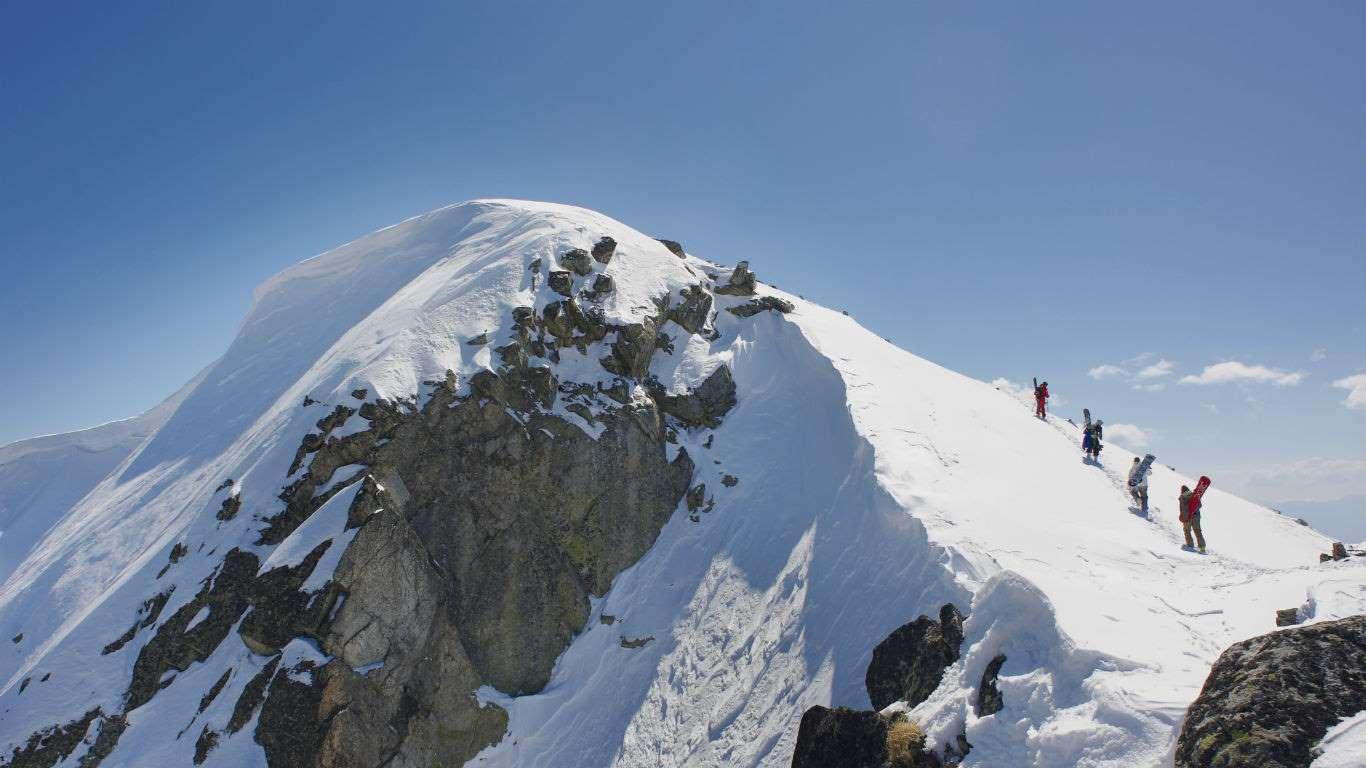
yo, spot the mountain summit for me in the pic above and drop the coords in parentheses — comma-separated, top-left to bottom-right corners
(1, 200, 1361, 768)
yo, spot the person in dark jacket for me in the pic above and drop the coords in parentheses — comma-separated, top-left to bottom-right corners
(1034, 380, 1049, 419)
(1179, 485, 1206, 553)
(1082, 419, 1103, 460)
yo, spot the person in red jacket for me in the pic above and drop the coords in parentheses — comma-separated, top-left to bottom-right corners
(1033, 379, 1049, 419)
(1179, 484, 1207, 553)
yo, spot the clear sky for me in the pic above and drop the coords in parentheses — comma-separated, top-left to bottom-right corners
(2, 2, 1362, 518)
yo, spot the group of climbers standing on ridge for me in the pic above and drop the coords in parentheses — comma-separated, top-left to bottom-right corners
(1031, 376, 1211, 554)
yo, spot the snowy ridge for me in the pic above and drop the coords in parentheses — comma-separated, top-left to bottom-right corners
(0, 199, 1360, 768)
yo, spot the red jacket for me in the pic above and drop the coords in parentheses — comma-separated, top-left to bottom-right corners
(1036, 384, 1049, 401)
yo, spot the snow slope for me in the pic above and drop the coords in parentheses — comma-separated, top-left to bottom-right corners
(1, 199, 1361, 768)
(0, 374, 199, 582)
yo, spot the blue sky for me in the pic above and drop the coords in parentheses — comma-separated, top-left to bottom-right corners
(1, 2, 1362, 521)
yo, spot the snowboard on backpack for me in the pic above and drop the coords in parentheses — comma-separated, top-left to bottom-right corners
(1191, 475, 1211, 505)
(1129, 454, 1156, 488)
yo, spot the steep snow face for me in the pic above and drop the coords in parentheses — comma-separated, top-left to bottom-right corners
(0, 199, 1360, 768)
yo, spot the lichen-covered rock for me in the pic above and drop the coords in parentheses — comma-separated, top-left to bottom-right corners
(591, 236, 617, 264)
(865, 604, 964, 711)
(1175, 615, 1366, 768)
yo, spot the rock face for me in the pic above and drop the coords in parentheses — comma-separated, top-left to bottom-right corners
(3, 229, 794, 768)
(1175, 615, 1366, 768)
(866, 604, 964, 710)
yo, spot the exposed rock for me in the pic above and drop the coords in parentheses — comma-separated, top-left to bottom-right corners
(657, 238, 686, 258)
(591, 236, 617, 264)
(193, 726, 218, 765)
(600, 319, 659, 380)
(548, 270, 574, 297)
(214, 478, 235, 493)
(722, 474, 738, 487)
(1276, 608, 1301, 627)
(302, 395, 317, 407)
(586, 273, 615, 300)
(655, 365, 737, 429)
(600, 614, 617, 625)
(620, 635, 654, 649)
(102, 589, 174, 655)
(1175, 614, 1366, 768)
(466, 333, 490, 346)
(351, 388, 368, 400)
(216, 494, 241, 521)
(669, 284, 713, 334)
(727, 295, 794, 318)
(976, 654, 1006, 716)
(866, 604, 965, 710)
(791, 706, 889, 768)
(1331, 542, 1348, 560)
(559, 248, 594, 276)
(11, 633, 20, 644)
(1, 708, 102, 768)
(169, 543, 188, 564)
(686, 483, 706, 511)
(199, 669, 232, 713)
(715, 260, 756, 296)
(229, 657, 282, 734)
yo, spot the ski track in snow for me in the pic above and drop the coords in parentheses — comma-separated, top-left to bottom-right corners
(0, 199, 1360, 768)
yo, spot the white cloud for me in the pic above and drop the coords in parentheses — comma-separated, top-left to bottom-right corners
(1104, 422, 1151, 449)
(1132, 383, 1166, 392)
(1178, 361, 1307, 387)
(1088, 364, 1126, 380)
(1310, 348, 1327, 362)
(1332, 373, 1366, 410)
(1135, 359, 1175, 379)
(1220, 457, 1366, 504)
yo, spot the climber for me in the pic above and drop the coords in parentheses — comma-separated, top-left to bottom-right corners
(1081, 416, 1103, 461)
(1179, 485, 1207, 554)
(1033, 378, 1049, 419)
(1128, 457, 1151, 513)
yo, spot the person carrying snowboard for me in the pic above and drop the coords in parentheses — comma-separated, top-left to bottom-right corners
(1034, 378, 1049, 419)
(1179, 478, 1210, 553)
(1128, 455, 1153, 513)
(1081, 409, 1103, 461)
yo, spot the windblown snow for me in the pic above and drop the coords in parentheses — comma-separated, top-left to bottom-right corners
(0, 200, 1361, 768)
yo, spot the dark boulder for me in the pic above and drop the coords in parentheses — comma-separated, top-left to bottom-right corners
(559, 248, 594, 276)
(976, 655, 1006, 716)
(548, 270, 574, 297)
(791, 707, 890, 768)
(592, 236, 617, 264)
(866, 604, 965, 710)
(1175, 614, 1366, 768)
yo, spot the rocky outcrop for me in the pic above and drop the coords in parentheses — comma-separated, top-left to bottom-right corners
(866, 604, 964, 710)
(7, 243, 790, 768)
(792, 707, 891, 768)
(591, 236, 616, 264)
(657, 238, 686, 258)
(715, 260, 756, 296)
(794, 604, 964, 767)
(1175, 615, 1366, 768)
(976, 655, 1006, 716)
(727, 295, 793, 318)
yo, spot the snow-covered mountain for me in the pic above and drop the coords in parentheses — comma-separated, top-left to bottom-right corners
(1, 200, 1360, 768)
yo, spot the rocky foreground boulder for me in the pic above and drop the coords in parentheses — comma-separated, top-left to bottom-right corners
(1175, 615, 1366, 768)
(792, 605, 965, 768)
